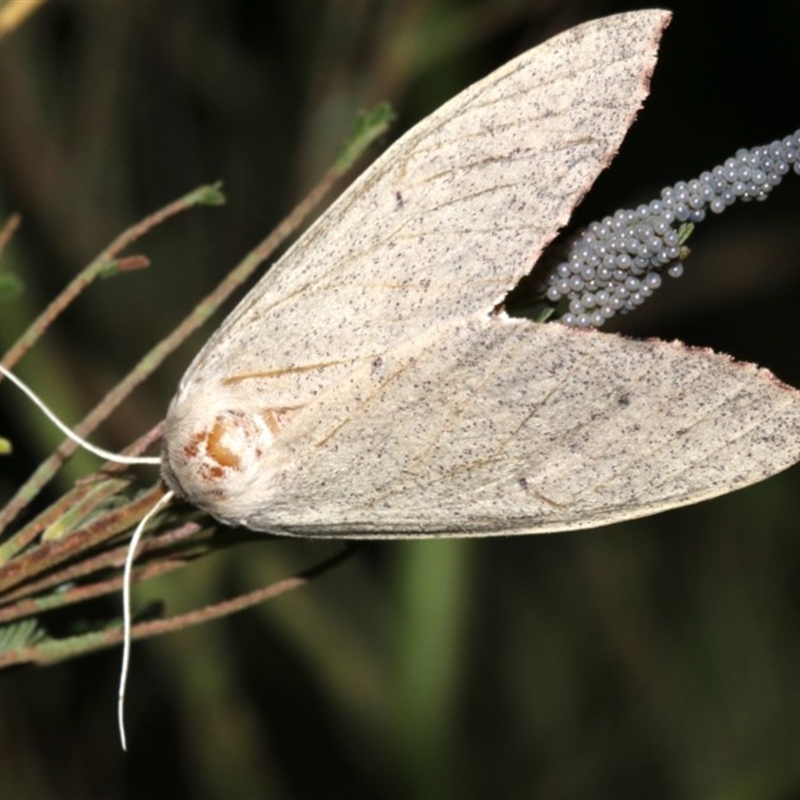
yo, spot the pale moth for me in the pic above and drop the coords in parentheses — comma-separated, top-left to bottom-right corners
(164, 9, 800, 537)
(3, 9, 800, 750)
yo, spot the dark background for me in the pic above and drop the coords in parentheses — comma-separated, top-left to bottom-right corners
(2, 1, 800, 798)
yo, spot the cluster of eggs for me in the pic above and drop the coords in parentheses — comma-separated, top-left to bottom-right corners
(545, 130, 800, 327)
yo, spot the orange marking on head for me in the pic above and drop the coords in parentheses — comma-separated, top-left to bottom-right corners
(206, 418, 241, 470)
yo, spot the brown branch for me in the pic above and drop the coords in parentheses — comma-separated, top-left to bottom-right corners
(0, 544, 363, 667)
(0, 423, 163, 560)
(0, 485, 167, 595)
(1, 184, 222, 371)
(0, 212, 21, 259)
(0, 521, 204, 619)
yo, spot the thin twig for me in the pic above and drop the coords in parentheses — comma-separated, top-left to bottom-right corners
(0, 521, 203, 616)
(0, 213, 21, 259)
(0, 544, 362, 667)
(0, 423, 163, 560)
(1, 184, 221, 371)
(0, 530, 205, 624)
(0, 485, 167, 595)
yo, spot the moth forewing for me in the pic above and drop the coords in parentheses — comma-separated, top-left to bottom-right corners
(169, 11, 671, 407)
(163, 10, 675, 528)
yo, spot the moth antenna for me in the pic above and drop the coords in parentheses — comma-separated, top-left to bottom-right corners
(118, 488, 175, 752)
(0, 362, 167, 748)
(0, 363, 160, 466)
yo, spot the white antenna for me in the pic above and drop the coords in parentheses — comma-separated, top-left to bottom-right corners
(117, 489, 175, 751)
(0, 363, 160, 466)
(0, 361, 166, 750)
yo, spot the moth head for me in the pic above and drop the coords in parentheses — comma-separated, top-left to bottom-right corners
(161, 388, 282, 526)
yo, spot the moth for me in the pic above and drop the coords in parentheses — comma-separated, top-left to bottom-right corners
(2, 7, 797, 752)
(158, 8, 800, 539)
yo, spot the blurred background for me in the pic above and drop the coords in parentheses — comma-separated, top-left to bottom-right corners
(1, 0, 800, 797)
